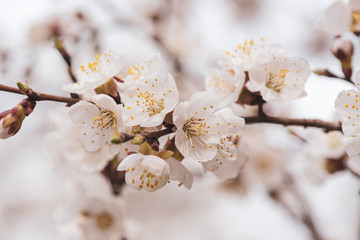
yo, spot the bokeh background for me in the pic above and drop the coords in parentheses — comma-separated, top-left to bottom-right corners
(0, 0, 359, 239)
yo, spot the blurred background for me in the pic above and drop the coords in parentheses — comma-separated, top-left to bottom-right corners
(0, 0, 359, 239)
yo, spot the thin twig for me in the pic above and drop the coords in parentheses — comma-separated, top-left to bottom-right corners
(269, 174, 325, 240)
(53, 37, 77, 83)
(53, 37, 80, 99)
(118, 127, 175, 144)
(286, 175, 324, 240)
(245, 115, 341, 132)
(0, 84, 79, 106)
(314, 68, 352, 83)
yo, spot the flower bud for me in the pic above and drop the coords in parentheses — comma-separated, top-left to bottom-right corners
(331, 37, 354, 80)
(17, 81, 29, 94)
(331, 38, 354, 62)
(110, 131, 126, 144)
(0, 99, 36, 139)
(131, 134, 146, 145)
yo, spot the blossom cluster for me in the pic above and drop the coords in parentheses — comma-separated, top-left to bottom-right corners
(2, 1, 360, 239)
(43, 37, 315, 197)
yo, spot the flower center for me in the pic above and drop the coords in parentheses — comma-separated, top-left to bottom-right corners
(137, 169, 163, 190)
(95, 212, 113, 230)
(266, 68, 289, 92)
(217, 136, 235, 159)
(93, 109, 116, 130)
(139, 92, 165, 116)
(255, 156, 273, 173)
(208, 75, 236, 95)
(182, 117, 207, 138)
(80, 53, 112, 75)
(352, 11, 360, 33)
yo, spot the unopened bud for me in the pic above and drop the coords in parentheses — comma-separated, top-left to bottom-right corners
(0, 99, 36, 139)
(331, 37, 353, 80)
(132, 134, 146, 145)
(53, 37, 64, 50)
(110, 131, 126, 144)
(331, 38, 354, 61)
(17, 81, 29, 94)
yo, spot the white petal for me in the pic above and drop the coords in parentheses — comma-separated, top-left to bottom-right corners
(335, 89, 360, 120)
(202, 159, 220, 172)
(166, 158, 194, 189)
(68, 101, 98, 124)
(117, 153, 143, 171)
(324, 0, 351, 35)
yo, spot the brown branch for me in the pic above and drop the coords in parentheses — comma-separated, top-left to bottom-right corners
(269, 174, 325, 240)
(53, 37, 80, 99)
(118, 127, 175, 144)
(245, 115, 341, 132)
(314, 68, 352, 83)
(0, 84, 79, 106)
(53, 37, 77, 83)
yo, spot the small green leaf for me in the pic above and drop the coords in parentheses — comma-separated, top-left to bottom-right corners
(157, 150, 174, 160)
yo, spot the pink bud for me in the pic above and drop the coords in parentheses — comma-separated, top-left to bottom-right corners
(331, 37, 354, 62)
(0, 99, 36, 139)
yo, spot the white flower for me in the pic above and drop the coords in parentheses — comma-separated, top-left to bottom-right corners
(173, 92, 245, 162)
(323, 0, 360, 35)
(231, 126, 292, 189)
(335, 70, 360, 170)
(118, 154, 170, 192)
(117, 54, 164, 92)
(247, 49, 310, 102)
(63, 50, 124, 94)
(54, 180, 126, 240)
(121, 54, 179, 127)
(76, 197, 126, 240)
(117, 153, 193, 192)
(335, 70, 360, 136)
(202, 136, 247, 180)
(45, 108, 113, 173)
(205, 67, 245, 106)
(203, 144, 247, 181)
(69, 94, 125, 155)
(304, 128, 346, 183)
(220, 38, 274, 72)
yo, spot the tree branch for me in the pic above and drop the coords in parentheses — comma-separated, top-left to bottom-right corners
(245, 115, 341, 132)
(314, 68, 352, 83)
(0, 84, 79, 106)
(53, 37, 78, 83)
(118, 127, 175, 144)
(269, 174, 325, 240)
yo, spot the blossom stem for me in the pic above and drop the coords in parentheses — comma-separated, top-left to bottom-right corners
(0, 83, 79, 106)
(245, 115, 341, 132)
(119, 127, 175, 144)
(314, 68, 352, 83)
